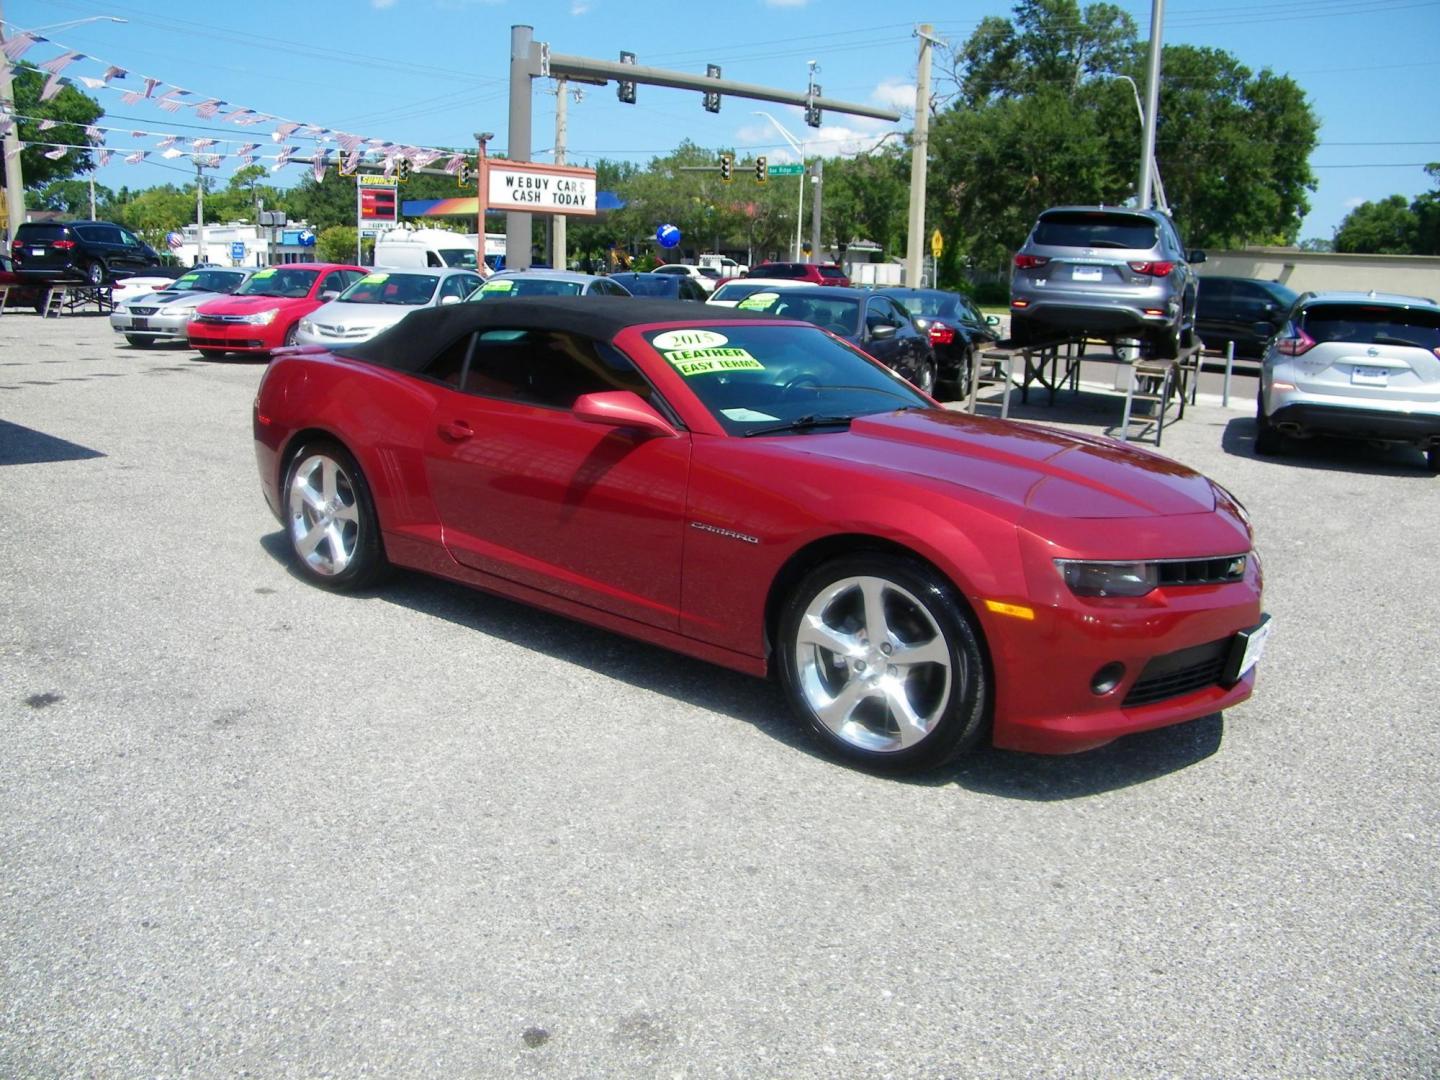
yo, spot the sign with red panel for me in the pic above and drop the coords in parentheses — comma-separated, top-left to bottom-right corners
(359, 185, 397, 223)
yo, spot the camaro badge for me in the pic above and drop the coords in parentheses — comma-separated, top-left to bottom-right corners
(690, 521, 760, 545)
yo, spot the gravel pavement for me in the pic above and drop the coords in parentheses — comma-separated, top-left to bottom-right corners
(1, 308, 1436, 1078)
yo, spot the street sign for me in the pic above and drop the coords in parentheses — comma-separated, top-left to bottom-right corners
(230, 241, 246, 261)
(767, 163, 805, 177)
(357, 175, 399, 188)
(930, 228, 943, 259)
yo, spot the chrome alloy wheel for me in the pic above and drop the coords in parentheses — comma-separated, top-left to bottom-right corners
(287, 454, 361, 576)
(793, 575, 955, 753)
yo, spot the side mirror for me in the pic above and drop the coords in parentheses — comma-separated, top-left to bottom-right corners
(573, 391, 678, 438)
(985, 314, 1001, 327)
(869, 323, 898, 341)
(439, 295, 461, 306)
(319, 290, 340, 301)
(1188, 249, 1207, 264)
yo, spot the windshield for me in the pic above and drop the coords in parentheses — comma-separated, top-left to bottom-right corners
(712, 282, 786, 303)
(338, 271, 440, 305)
(1033, 211, 1158, 250)
(235, 267, 319, 298)
(1299, 304, 1440, 349)
(163, 269, 247, 294)
(890, 291, 961, 320)
(725, 292, 859, 337)
(615, 276, 677, 298)
(642, 324, 926, 436)
(469, 277, 584, 300)
(439, 248, 479, 269)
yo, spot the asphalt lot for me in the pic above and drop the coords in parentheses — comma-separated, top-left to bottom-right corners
(2, 308, 1436, 1079)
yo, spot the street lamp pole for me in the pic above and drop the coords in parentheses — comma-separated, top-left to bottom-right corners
(192, 156, 209, 266)
(0, 10, 127, 244)
(753, 111, 805, 262)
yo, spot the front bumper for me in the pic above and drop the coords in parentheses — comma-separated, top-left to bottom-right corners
(110, 309, 193, 342)
(188, 318, 286, 354)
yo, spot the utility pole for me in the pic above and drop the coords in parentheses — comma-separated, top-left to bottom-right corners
(904, 25, 936, 287)
(1138, 0, 1165, 209)
(0, 2, 27, 244)
(475, 131, 493, 273)
(553, 78, 569, 271)
(192, 157, 208, 266)
(88, 177, 96, 219)
(506, 25, 536, 270)
(809, 158, 823, 264)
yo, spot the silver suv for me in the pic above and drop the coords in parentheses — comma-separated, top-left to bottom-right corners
(1008, 206, 1204, 358)
(1256, 291, 1440, 473)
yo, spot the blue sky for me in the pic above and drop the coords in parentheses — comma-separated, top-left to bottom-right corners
(7, 0, 1439, 242)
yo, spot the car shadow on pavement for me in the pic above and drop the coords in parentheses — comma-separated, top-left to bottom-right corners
(1221, 416, 1433, 475)
(259, 532, 1228, 799)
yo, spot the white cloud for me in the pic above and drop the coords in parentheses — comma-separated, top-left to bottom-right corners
(570, 0, 591, 12)
(1343, 196, 1366, 210)
(872, 78, 916, 113)
(736, 106, 897, 163)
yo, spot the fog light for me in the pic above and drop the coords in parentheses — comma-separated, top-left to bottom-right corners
(1091, 662, 1126, 695)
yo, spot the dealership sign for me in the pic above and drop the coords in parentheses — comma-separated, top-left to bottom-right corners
(484, 160, 598, 217)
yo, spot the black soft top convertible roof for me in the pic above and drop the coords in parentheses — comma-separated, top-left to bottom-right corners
(340, 295, 781, 373)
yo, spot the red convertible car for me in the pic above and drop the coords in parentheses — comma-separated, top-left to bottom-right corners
(189, 262, 365, 357)
(254, 298, 1269, 771)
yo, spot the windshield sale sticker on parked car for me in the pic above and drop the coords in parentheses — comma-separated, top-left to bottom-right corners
(663, 347, 764, 376)
(651, 329, 729, 351)
(252, 268, 277, 279)
(358, 273, 390, 285)
(479, 279, 515, 293)
(737, 293, 779, 311)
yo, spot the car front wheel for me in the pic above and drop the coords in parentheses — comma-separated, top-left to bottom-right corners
(84, 260, 107, 287)
(777, 554, 990, 772)
(125, 334, 152, 348)
(1426, 444, 1439, 474)
(283, 441, 388, 591)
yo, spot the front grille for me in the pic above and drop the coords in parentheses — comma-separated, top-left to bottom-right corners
(1157, 554, 1246, 587)
(1123, 638, 1229, 707)
(194, 313, 249, 324)
(191, 336, 264, 348)
(129, 306, 158, 316)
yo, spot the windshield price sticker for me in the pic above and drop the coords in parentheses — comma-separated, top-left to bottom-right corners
(359, 272, 389, 285)
(652, 329, 729, 351)
(737, 292, 780, 310)
(173, 273, 199, 288)
(252, 268, 277, 279)
(664, 347, 764, 376)
(480, 279, 515, 293)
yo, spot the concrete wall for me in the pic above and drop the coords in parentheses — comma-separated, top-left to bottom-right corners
(1201, 248, 1440, 300)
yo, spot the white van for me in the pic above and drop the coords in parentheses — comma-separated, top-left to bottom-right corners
(698, 253, 748, 276)
(373, 229, 505, 271)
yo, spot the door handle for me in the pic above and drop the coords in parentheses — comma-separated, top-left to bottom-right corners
(439, 420, 474, 441)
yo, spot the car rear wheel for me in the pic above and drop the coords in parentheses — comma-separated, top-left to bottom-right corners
(1426, 445, 1439, 474)
(777, 554, 990, 772)
(283, 441, 388, 591)
(1147, 323, 1181, 360)
(83, 260, 107, 287)
(1254, 391, 1284, 456)
(1008, 312, 1034, 347)
(125, 334, 152, 348)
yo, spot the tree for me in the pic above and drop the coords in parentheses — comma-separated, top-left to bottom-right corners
(1334, 195, 1417, 254)
(1, 64, 104, 191)
(34, 178, 114, 216)
(316, 225, 362, 264)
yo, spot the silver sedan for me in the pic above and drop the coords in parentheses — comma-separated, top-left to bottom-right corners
(295, 267, 485, 347)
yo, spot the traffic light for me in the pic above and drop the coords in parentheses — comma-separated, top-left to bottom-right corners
(396, 157, 412, 183)
(805, 84, 823, 129)
(617, 51, 637, 104)
(719, 154, 733, 182)
(755, 156, 767, 184)
(458, 160, 473, 188)
(703, 63, 722, 114)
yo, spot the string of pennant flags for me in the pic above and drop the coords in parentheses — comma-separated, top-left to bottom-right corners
(0, 24, 478, 181)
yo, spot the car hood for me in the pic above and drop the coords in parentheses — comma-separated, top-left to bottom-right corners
(781, 409, 1216, 519)
(196, 294, 312, 315)
(304, 301, 421, 331)
(140, 289, 222, 311)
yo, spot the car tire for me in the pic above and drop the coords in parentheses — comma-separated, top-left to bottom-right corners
(125, 334, 152, 348)
(1148, 323, 1181, 360)
(1426, 445, 1439, 474)
(776, 553, 990, 772)
(283, 323, 299, 347)
(83, 260, 107, 287)
(282, 440, 389, 592)
(198, 349, 227, 359)
(1008, 313, 1034, 347)
(912, 356, 937, 397)
(1254, 391, 1284, 456)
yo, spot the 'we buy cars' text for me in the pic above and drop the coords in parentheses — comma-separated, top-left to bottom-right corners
(498, 174, 590, 207)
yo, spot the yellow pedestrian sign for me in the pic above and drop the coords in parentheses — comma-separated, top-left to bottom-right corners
(930, 228, 944, 260)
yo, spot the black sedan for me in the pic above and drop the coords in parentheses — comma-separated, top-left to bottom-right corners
(1194, 276, 1298, 358)
(877, 287, 1001, 396)
(608, 271, 709, 302)
(727, 286, 938, 394)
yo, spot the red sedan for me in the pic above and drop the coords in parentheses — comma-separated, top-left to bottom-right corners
(253, 297, 1269, 771)
(189, 263, 365, 357)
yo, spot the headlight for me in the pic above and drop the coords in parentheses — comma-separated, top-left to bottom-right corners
(298, 320, 315, 334)
(1056, 560, 1158, 598)
(241, 308, 279, 325)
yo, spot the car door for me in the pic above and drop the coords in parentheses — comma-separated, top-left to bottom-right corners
(423, 327, 690, 631)
(115, 227, 152, 274)
(862, 296, 909, 370)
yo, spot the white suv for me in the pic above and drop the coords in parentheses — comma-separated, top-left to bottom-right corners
(1256, 291, 1440, 472)
(651, 263, 720, 293)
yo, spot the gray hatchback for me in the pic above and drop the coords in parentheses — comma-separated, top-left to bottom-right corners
(1009, 205, 1204, 358)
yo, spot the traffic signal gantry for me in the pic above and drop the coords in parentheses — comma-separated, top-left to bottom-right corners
(719, 154, 733, 182)
(755, 156, 767, 184)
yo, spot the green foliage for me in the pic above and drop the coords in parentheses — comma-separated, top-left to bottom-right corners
(34, 179, 114, 216)
(106, 185, 197, 246)
(1336, 164, 1440, 255)
(824, 147, 909, 259)
(316, 225, 363, 264)
(3, 64, 105, 191)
